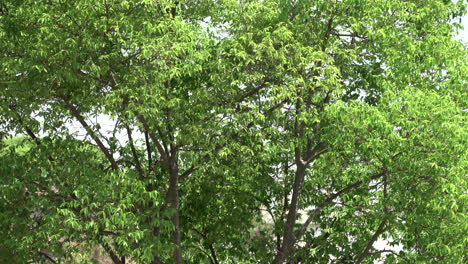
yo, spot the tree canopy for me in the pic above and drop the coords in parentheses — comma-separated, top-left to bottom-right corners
(1, 0, 467, 263)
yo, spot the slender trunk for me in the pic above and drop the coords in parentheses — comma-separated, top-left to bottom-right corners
(273, 164, 306, 264)
(102, 243, 124, 264)
(166, 162, 183, 264)
(145, 130, 153, 173)
(208, 244, 220, 264)
(355, 219, 387, 264)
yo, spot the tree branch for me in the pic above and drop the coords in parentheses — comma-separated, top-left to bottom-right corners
(134, 112, 170, 169)
(101, 242, 124, 264)
(8, 106, 56, 162)
(208, 244, 220, 264)
(192, 228, 220, 264)
(355, 218, 387, 264)
(39, 251, 58, 264)
(368, 249, 411, 263)
(297, 172, 385, 241)
(144, 130, 153, 172)
(303, 142, 328, 165)
(8, 104, 43, 147)
(61, 96, 118, 170)
(125, 124, 144, 178)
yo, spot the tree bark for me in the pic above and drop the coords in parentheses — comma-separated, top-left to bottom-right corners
(273, 163, 306, 264)
(168, 171, 183, 263)
(164, 158, 183, 264)
(355, 219, 387, 264)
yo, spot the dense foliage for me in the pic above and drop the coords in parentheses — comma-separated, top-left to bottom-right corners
(1, 0, 467, 263)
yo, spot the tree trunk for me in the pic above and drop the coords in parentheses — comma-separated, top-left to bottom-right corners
(273, 164, 306, 264)
(166, 162, 183, 264)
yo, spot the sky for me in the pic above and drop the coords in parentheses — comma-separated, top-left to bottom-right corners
(457, 12, 468, 41)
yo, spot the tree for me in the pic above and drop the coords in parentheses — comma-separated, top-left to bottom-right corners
(1, 0, 467, 263)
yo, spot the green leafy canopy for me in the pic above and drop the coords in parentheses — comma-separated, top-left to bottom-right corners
(0, 0, 467, 263)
